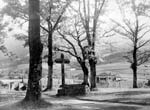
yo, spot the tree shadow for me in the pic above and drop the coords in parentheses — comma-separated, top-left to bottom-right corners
(114, 90, 150, 96)
(59, 103, 140, 110)
(17, 98, 52, 109)
(103, 106, 140, 110)
(92, 90, 150, 96)
(0, 98, 53, 110)
(76, 97, 150, 106)
(46, 90, 150, 106)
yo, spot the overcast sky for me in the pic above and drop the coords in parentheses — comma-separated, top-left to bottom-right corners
(0, 0, 150, 60)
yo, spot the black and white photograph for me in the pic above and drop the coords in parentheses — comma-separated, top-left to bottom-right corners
(0, 0, 150, 109)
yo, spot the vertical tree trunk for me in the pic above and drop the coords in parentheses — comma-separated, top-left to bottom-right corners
(89, 38, 97, 90)
(46, 65, 53, 90)
(132, 46, 138, 88)
(47, 32, 53, 90)
(132, 65, 137, 88)
(80, 61, 89, 86)
(89, 59, 96, 90)
(24, 0, 43, 101)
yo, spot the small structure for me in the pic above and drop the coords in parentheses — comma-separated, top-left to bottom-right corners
(96, 72, 117, 83)
(145, 74, 150, 86)
(96, 72, 122, 88)
(55, 53, 87, 96)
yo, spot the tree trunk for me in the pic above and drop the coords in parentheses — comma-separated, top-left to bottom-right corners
(132, 46, 138, 88)
(89, 39, 97, 90)
(80, 61, 89, 86)
(132, 64, 137, 88)
(89, 59, 96, 90)
(46, 65, 53, 90)
(24, 0, 43, 101)
(46, 32, 53, 90)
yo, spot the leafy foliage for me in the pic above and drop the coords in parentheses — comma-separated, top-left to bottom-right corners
(0, 15, 11, 58)
(1, 0, 28, 20)
(1, 0, 71, 48)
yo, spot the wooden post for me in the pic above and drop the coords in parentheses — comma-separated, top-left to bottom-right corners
(55, 53, 70, 87)
(61, 53, 65, 86)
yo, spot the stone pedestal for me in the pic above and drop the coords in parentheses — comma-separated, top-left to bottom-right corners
(56, 84, 89, 96)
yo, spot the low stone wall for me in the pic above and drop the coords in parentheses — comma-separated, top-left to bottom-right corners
(57, 84, 88, 96)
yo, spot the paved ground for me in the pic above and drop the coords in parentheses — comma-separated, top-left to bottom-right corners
(0, 88, 150, 110)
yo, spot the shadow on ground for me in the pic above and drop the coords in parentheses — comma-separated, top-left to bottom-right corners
(90, 90, 150, 96)
(59, 103, 140, 110)
(0, 90, 150, 110)
(113, 90, 150, 96)
(75, 90, 150, 106)
(0, 99, 53, 110)
(103, 106, 140, 110)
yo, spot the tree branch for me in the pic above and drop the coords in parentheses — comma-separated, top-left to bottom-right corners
(138, 29, 150, 40)
(57, 30, 78, 56)
(52, 0, 71, 32)
(137, 51, 150, 66)
(55, 47, 78, 58)
(123, 55, 133, 63)
(137, 39, 150, 49)
(111, 19, 133, 36)
(40, 24, 49, 33)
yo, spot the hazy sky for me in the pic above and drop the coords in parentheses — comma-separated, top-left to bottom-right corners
(0, 0, 5, 9)
(0, 0, 149, 60)
(0, 0, 132, 60)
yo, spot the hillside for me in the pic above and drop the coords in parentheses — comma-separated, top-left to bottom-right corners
(102, 52, 127, 64)
(0, 51, 127, 70)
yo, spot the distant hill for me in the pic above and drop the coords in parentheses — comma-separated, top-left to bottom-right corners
(0, 51, 71, 70)
(102, 52, 127, 64)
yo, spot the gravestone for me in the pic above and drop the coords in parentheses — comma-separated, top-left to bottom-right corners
(55, 53, 87, 96)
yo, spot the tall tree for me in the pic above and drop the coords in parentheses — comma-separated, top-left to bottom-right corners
(113, 0, 150, 88)
(56, 16, 90, 85)
(78, 0, 106, 90)
(40, 0, 71, 91)
(24, 0, 43, 101)
(2, 0, 71, 91)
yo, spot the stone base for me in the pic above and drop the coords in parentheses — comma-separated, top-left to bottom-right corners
(56, 84, 89, 96)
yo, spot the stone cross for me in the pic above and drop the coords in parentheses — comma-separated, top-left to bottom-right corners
(55, 53, 70, 86)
